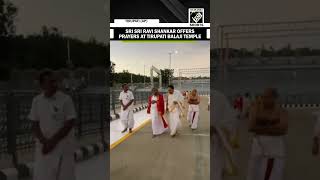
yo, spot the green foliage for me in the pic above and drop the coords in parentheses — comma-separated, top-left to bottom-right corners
(1, 26, 108, 80)
(0, 3, 108, 81)
(160, 69, 174, 86)
(7, 34, 107, 69)
(0, 0, 18, 36)
(112, 70, 155, 84)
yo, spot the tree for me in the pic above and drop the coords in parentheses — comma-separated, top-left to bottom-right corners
(295, 47, 311, 56)
(269, 46, 275, 57)
(0, 0, 17, 36)
(40, 25, 63, 37)
(41, 26, 49, 37)
(161, 69, 174, 86)
(109, 61, 115, 86)
(276, 44, 294, 56)
(50, 26, 62, 37)
(239, 48, 250, 57)
(89, 36, 97, 44)
(284, 43, 293, 56)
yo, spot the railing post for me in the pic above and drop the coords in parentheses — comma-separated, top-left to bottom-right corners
(111, 91, 116, 115)
(100, 95, 106, 143)
(75, 92, 82, 138)
(140, 92, 142, 105)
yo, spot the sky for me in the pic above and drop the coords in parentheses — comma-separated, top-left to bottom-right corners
(212, 0, 320, 49)
(11, 0, 108, 43)
(213, 0, 320, 25)
(110, 41, 210, 77)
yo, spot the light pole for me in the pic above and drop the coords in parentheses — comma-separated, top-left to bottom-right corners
(143, 64, 146, 88)
(168, 50, 178, 85)
(169, 52, 172, 70)
(66, 38, 73, 68)
(65, 37, 76, 93)
(168, 50, 178, 69)
(293, 71, 297, 94)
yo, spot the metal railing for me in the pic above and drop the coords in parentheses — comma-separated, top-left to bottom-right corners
(226, 93, 320, 105)
(0, 90, 107, 166)
(109, 88, 210, 116)
(110, 80, 210, 110)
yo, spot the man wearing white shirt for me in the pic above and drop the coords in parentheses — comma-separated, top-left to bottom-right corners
(212, 89, 238, 180)
(29, 71, 77, 180)
(119, 84, 135, 133)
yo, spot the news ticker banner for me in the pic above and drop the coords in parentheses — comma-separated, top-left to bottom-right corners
(110, 19, 210, 41)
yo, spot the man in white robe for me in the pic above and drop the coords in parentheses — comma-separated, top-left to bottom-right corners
(166, 85, 184, 137)
(246, 88, 287, 180)
(29, 71, 77, 180)
(119, 84, 135, 133)
(212, 89, 238, 180)
(147, 88, 168, 138)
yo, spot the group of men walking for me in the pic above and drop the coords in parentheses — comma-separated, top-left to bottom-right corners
(27, 72, 205, 180)
(28, 70, 320, 180)
(118, 84, 203, 138)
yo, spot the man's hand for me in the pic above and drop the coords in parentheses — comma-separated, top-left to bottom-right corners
(313, 137, 319, 156)
(39, 137, 48, 145)
(42, 119, 74, 155)
(42, 139, 57, 155)
(151, 100, 157, 104)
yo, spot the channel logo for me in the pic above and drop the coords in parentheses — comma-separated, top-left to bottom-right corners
(188, 8, 204, 24)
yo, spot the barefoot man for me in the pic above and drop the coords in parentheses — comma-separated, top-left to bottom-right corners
(147, 87, 168, 138)
(30, 71, 77, 180)
(119, 83, 135, 133)
(187, 89, 201, 130)
(166, 85, 184, 137)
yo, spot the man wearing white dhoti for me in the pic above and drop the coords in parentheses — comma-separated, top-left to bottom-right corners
(212, 89, 239, 180)
(187, 89, 201, 130)
(166, 85, 184, 137)
(30, 71, 77, 180)
(246, 88, 288, 180)
(147, 88, 168, 138)
(119, 84, 135, 133)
